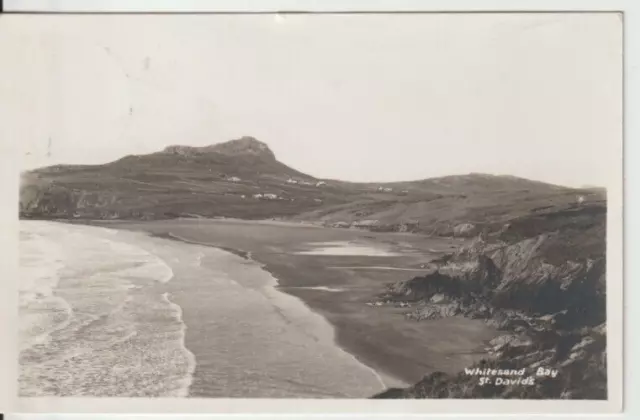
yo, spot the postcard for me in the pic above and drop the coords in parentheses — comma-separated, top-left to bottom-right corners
(0, 8, 624, 415)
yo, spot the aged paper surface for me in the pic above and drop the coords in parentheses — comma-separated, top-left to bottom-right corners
(0, 10, 623, 414)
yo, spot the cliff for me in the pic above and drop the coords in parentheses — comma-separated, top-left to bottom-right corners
(373, 202, 607, 399)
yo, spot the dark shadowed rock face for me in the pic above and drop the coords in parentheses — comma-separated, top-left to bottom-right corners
(387, 254, 502, 304)
(384, 209, 606, 326)
(373, 326, 607, 400)
(375, 207, 606, 399)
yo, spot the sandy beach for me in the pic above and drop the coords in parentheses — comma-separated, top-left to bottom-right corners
(20, 220, 391, 398)
(102, 218, 500, 388)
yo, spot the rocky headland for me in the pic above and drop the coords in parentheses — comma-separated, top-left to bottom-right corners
(373, 203, 607, 399)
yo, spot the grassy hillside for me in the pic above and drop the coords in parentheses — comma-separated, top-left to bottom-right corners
(20, 136, 604, 238)
(293, 174, 604, 237)
(21, 137, 350, 219)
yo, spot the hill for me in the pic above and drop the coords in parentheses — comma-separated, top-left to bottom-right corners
(21, 136, 338, 220)
(19, 137, 603, 237)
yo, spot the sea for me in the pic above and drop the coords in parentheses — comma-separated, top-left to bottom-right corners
(18, 220, 386, 398)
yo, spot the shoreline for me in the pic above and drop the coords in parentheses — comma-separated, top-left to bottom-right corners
(55, 218, 499, 388)
(150, 232, 253, 260)
(148, 230, 404, 390)
(160, 291, 197, 398)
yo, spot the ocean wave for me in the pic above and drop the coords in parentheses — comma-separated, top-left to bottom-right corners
(19, 221, 191, 397)
(19, 221, 390, 398)
(161, 292, 197, 397)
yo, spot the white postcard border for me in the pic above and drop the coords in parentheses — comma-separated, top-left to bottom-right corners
(0, 0, 633, 416)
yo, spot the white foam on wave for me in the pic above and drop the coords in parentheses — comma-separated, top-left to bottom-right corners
(19, 221, 194, 397)
(20, 231, 64, 299)
(19, 227, 72, 350)
(161, 292, 197, 397)
(70, 231, 176, 285)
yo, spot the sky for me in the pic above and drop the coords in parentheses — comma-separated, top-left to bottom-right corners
(0, 13, 623, 187)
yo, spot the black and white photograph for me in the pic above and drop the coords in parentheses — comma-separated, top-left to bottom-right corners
(0, 8, 624, 413)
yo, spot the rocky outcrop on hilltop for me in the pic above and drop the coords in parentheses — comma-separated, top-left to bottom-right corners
(206, 136, 277, 160)
(163, 136, 277, 161)
(373, 204, 607, 399)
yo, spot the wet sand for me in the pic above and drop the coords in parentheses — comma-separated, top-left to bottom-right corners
(99, 218, 500, 387)
(153, 240, 390, 397)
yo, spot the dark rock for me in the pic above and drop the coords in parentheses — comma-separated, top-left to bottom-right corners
(373, 206, 606, 400)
